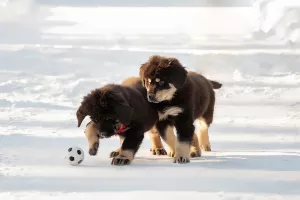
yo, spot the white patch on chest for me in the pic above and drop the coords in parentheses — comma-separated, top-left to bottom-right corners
(158, 106, 183, 121)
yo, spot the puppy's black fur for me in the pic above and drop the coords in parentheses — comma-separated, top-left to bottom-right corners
(139, 55, 222, 163)
(76, 77, 158, 165)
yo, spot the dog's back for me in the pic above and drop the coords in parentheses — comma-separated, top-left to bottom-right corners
(121, 77, 141, 87)
(122, 77, 146, 95)
(185, 71, 219, 125)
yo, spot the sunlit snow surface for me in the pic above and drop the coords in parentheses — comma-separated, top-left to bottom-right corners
(0, 0, 300, 199)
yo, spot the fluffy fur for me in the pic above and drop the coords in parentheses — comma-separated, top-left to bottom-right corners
(139, 55, 222, 164)
(76, 77, 160, 165)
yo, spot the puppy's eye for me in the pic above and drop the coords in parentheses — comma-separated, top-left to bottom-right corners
(159, 81, 164, 86)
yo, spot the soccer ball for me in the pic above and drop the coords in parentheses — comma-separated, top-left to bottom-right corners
(67, 146, 84, 166)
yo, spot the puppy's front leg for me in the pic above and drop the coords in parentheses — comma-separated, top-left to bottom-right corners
(109, 135, 125, 158)
(85, 121, 100, 156)
(111, 128, 144, 166)
(155, 121, 176, 157)
(173, 116, 194, 164)
(148, 126, 167, 156)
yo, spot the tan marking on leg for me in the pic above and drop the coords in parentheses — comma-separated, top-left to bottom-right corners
(149, 127, 164, 149)
(174, 141, 190, 163)
(148, 127, 167, 155)
(119, 135, 125, 145)
(85, 121, 99, 150)
(197, 117, 211, 151)
(110, 135, 125, 158)
(162, 126, 176, 157)
(119, 150, 134, 161)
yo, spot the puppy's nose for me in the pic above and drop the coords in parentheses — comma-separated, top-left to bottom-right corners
(147, 94, 156, 102)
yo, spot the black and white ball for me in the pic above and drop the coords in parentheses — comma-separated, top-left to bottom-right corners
(67, 146, 84, 166)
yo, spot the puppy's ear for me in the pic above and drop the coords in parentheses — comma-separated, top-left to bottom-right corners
(139, 63, 146, 76)
(76, 106, 87, 127)
(76, 105, 88, 128)
(114, 103, 135, 126)
(139, 63, 147, 87)
(168, 58, 187, 89)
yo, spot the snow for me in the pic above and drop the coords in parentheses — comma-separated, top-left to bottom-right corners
(0, 0, 300, 199)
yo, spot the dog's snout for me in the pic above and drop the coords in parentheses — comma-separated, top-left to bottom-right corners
(147, 94, 156, 102)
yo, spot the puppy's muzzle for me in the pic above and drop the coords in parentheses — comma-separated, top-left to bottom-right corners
(147, 93, 158, 103)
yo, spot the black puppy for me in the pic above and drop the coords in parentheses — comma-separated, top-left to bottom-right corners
(139, 55, 222, 164)
(76, 77, 160, 165)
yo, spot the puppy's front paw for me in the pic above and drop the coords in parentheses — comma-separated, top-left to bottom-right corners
(173, 156, 190, 164)
(111, 155, 131, 166)
(173, 141, 191, 163)
(109, 151, 120, 158)
(88, 142, 99, 156)
(150, 148, 167, 155)
(200, 144, 211, 152)
(190, 150, 201, 158)
(168, 151, 175, 158)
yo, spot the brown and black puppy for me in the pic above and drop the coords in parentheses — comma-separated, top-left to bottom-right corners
(76, 77, 165, 165)
(139, 55, 222, 164)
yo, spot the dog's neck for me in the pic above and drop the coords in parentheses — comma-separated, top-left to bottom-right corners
(117, 124, 127, 133)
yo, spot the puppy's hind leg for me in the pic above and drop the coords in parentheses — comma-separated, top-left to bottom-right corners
(197, 117, 211, 152)
(198, 90, 215, 152)
(148, 126, 167, 156)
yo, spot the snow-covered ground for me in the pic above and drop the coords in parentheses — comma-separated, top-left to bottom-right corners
(1, 0, 300, 199)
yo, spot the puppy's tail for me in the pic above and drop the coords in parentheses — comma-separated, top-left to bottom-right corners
(209, 80, 222, 89)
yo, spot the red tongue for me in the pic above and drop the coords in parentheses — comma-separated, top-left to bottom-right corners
(117, 125, 127, 134)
